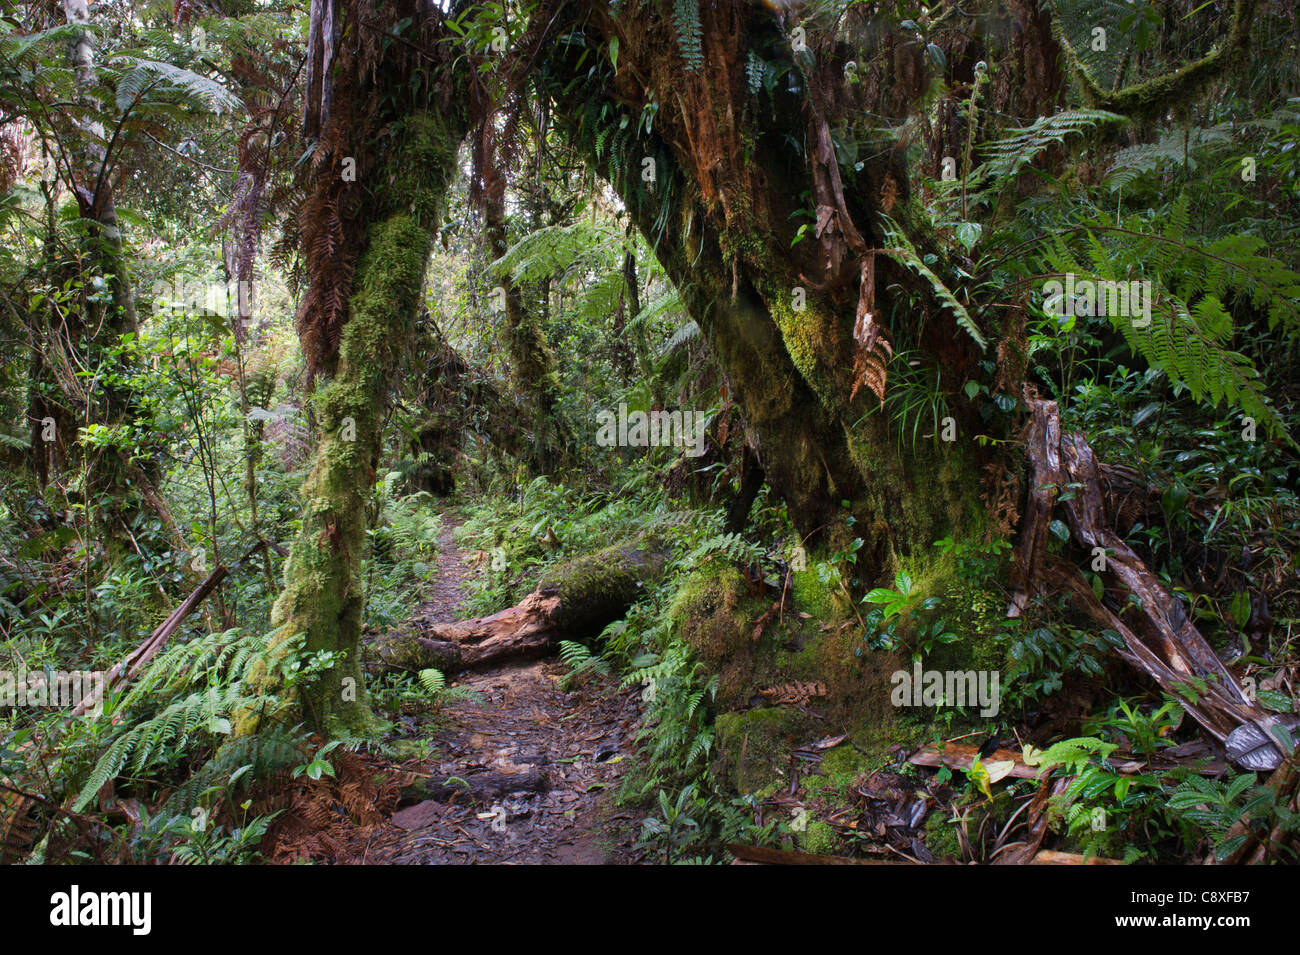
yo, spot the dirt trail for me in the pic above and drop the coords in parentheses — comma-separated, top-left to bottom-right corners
(359, 517, 644, 864)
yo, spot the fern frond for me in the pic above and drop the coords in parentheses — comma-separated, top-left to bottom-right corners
(972, 108, 1125, 196)
(671, 0, 704, 73)
(111, 58, 240, 115)
(418, 668, 446, 696)
(880, 218, 987, 350)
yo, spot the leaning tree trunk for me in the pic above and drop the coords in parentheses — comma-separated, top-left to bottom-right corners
(539, 1, 986, 574)
(373, 536, 667, 674)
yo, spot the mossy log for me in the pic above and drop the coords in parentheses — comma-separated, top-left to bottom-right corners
(374, 537, 667, 674)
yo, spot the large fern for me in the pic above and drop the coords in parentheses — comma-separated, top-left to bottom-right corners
(110, 57, 240, 115)
(70, 628, 292, 812)
(1031, 201, 1297, 440)
(1103, 123, 1233, 192)
(970, 108, 1125, 201)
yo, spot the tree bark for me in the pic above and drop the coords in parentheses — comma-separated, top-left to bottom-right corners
(60, 0, 147, 541)
(483, 170, 570, 474)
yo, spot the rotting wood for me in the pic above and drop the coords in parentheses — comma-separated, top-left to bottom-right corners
(1012, 397, 1293, 770)
(372, 536, 668, 674)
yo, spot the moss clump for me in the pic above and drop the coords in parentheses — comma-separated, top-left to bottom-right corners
(669, 565, 749, 657)
(797, 819, 838, 856)
(810, 743, 875, 799)
(713, 707, 809, 794)
(537, 533, 666, 636)
(924, 810, 963, 860)
(669, 564, 767, 708)
(924, 577, 1009, 676)
(790, 567, 850, 623)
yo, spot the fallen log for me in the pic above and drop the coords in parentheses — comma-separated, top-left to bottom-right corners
(373, 535, 668, 674)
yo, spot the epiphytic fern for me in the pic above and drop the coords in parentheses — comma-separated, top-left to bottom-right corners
(671, 0, 704, 73)
(880, 217, 987, 351)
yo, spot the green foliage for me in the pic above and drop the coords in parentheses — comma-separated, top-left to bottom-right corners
(1167, 772, 1300, 862)
(1029, 199, 1296, 440)
(880, 217, 987, 350)
(557, 639, 611, 688)
(670, 0, 704, 73)
(972, 108, 1126, 201)
(636, 782, 704, 863)
(417, 667, 446, 695)
(1103, 123, 1232, 192)
(881, 351, 951, 451)
(69, 626, 316, 812)
(111, 57, 240, 114)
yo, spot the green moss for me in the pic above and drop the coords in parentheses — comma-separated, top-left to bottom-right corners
(669, 564, 767, 708)
(764, 293, 847, 413)
(924, 810, 962, 860)
(243, 111, 465, 738)
(790, 567, 850, 623)
(713, 707, 809, 794)
(797, 819, 838, 856)
(809, 742, 875, 800)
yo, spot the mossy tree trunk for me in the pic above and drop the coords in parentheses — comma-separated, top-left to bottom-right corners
(483, 175, 571, 474)
(252, 108, 467, 735)
(542, 2, 987, 574)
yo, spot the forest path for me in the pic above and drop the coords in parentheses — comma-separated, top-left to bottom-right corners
(357, 514, 644, 864)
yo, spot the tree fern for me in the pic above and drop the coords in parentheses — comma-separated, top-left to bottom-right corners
(110, 58, 239, 115)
